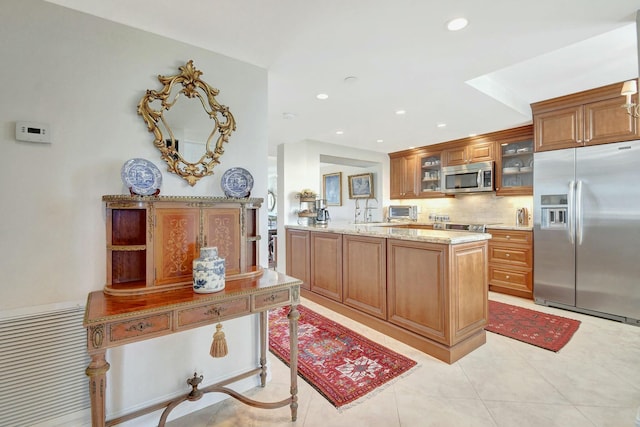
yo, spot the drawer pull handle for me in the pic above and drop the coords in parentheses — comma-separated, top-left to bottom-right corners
(264, 294, 278, 303)
(205, 306, 227, 317)
(125, 321, 152, 332)
(506, 235, 511, 239)
(505, 275, 510, 279)
(505, 253, 510, 257)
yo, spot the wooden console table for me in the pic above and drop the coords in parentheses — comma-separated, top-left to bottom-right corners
(83, 270, 301, 427)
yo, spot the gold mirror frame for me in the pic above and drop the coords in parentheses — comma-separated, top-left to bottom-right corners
(137, 60, 236, 186)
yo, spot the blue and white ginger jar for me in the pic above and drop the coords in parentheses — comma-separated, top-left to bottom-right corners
(193, 247, 226, 293)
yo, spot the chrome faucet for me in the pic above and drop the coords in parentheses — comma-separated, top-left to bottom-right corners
(354, 199, 362, 223)
(364, 198, 378, 223)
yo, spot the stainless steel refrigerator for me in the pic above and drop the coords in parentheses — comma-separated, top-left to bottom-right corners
(533, 141, 640, 325)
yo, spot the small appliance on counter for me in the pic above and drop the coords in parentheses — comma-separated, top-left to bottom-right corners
(386, 205, 418, 222)
(316, 199, 330, 225)
(516, 207, 528, 226)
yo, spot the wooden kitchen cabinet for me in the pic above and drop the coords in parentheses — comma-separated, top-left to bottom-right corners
(342, 235, 386, 319)
(442, 140, 494, 166)
(387, 239, 487, 347)
(418, 151, 447, 197)
(487, 228, 533, 299)
(287, 226, 488, 363)
(532, 81, 640, 152)
(310, 231, 343, 302)
(285, 229, 311, 290)
(389, 153, 418, 199)
(104, 195, 262, 296)
(494, 125, 534, 196)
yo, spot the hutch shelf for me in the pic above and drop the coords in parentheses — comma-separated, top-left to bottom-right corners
(103, 195, 263, 296)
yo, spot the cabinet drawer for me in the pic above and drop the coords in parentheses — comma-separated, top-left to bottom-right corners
(109, 313, 171, 342)
(177, 297, 250, 328)
(489, 266, 532, 291)
(488, 229, 532, 244)
(489, 245, 532, 267)
(252, 289, 291, 310)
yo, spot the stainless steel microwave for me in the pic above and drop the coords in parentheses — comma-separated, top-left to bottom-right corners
(441, 161, 494, 194)
(387, 205, 418, 221)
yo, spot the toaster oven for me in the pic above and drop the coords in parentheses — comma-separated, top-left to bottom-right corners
(387, 205, 418, 221)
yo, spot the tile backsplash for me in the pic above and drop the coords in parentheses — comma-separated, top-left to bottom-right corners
(408, 194, 533, 226)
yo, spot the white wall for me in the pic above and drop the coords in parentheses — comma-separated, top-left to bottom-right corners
(0, 1, 268, 425)
(319, 164, 383, 223)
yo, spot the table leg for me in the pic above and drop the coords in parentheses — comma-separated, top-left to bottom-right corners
(85, 351, 110, 427)
(259, 311, 267, 387)
(287, 304, 299, 421)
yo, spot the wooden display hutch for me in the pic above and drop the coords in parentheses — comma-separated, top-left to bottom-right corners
(104, 195, 263, 295)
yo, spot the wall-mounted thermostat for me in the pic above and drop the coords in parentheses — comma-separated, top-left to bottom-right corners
(16, 121, 51, 143)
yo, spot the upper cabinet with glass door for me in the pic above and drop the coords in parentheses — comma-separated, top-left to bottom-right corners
(496, 138, 533, 196)
(418, 151, 446, 197)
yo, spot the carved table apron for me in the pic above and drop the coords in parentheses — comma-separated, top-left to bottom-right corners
(84, 270, 301, 427)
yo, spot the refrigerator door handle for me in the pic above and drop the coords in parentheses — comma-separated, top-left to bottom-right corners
(568, 180, 575, 244)
(576, 180, 583, 245)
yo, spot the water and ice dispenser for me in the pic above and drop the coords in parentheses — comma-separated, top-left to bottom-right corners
(540, 194, 568, 229)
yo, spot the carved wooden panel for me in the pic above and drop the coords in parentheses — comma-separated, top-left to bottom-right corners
(154, 208, 200, 285)
(203, 208, 241, 275)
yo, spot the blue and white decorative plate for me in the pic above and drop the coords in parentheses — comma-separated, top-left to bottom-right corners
(221, 167, 254, 198)
(121, 158, 162, 196)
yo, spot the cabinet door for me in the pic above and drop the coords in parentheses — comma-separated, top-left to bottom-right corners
(442, 146, 467, 166)
(444, 142, 494, 165)
(534, 105, 583, 152)
(387, 239, 447, 343)
(495, 138, 533, 196)
(418, 152, 444, 196)
(203, 208, 241, 275)
(310, 232, 343, 301)
(467, 141, 494, 163)
(154, 208, 200, 286)
(343, 235, 386, 319)
(584, 97, 639, 145)
(286, 229, 310, 290)
(389, 155, 418, 198)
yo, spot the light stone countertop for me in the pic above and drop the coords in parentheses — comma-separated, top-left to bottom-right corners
(485, 224, 533, 231)
(285, 222, 492, 245)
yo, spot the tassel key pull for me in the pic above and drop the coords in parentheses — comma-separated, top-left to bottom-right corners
(210, 323, 228, 358)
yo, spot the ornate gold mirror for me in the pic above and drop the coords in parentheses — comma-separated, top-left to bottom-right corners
(137, 60, 236, 186)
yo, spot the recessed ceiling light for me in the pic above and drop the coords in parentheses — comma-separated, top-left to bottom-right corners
(344, 76, 358, 84)
(437, 123, 447, 128)
(395, 110, 406, 115)
(282, 112, 297, 120)
(336, 130, 344, 135)
(447, 17, 468, 31)
(376, 139, 384, 143)
(316, 93, 329, 100)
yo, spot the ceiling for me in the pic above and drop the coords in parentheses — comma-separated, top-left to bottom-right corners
(46, 1, 640, 156)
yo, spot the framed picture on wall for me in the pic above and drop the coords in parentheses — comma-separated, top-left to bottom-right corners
(348, 173, 374, 199)
(323, 172, 342, 206)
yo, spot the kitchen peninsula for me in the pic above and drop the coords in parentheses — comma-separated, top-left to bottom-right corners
(285, 223, 491, 363)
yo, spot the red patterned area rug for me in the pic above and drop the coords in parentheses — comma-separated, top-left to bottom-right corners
(486, 300, 581, 352)
(268, 305, 417, 408)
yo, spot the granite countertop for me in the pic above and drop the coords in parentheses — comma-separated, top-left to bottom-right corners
(485, 224, 533, 231)
(285, 223, 491, 245)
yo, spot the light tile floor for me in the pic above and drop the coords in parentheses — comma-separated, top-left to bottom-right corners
(168, 292, 640, 427)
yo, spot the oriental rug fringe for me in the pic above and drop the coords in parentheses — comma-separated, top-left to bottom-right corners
(268, 305, 417, 408)
(486, 300, 581, 352)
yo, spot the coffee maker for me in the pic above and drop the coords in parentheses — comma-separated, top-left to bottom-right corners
(316, 199, 330, 225)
